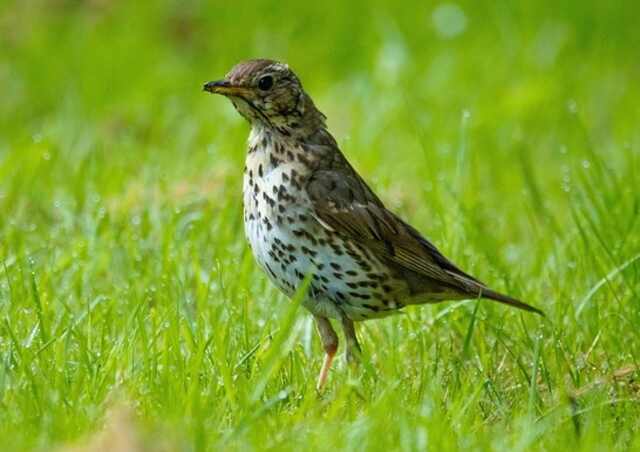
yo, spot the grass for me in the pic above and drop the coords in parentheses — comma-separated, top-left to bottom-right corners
(1, 0, 639, 450)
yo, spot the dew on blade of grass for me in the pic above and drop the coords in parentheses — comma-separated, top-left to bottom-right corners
(561, 165, 572, 192)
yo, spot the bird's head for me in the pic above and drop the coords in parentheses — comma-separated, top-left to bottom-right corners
(204, 59, 326, 136)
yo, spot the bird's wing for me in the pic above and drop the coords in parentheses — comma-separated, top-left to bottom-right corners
(305, 151, 485, 295)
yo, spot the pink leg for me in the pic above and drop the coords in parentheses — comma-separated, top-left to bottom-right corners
(314, 316, 338, 391)
(317, 351, 336, 391)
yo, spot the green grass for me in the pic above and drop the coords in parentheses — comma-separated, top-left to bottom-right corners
(1, 1, 639, 450)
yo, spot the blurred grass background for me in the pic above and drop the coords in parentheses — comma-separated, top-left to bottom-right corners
(1, 0, 639, 450)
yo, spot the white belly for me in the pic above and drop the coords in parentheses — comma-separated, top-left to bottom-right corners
(241, 133, 399, 321)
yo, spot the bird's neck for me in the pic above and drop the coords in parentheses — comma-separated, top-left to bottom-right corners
(246, 94, 339, 174)
(246, 124, 332, 179)
(249, 112, 337, 152)
(249, 92, 332, 145)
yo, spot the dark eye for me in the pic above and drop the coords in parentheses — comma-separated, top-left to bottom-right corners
(258, 75, 274, 91)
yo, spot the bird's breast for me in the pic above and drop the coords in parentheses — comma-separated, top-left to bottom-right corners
(240, 132, 405, 321)
(242, 136, 317, 285)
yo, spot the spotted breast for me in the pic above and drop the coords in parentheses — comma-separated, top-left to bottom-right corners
(242, 127, 404, 321)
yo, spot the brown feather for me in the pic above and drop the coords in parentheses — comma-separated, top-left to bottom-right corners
(306, 148, 544, 315)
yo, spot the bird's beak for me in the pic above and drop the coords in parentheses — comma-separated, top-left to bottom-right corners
(203, 80, 250, 97)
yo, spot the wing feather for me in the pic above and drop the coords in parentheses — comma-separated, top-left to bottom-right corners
(306, 160, 481, 294)
(301, 143, 543, 315)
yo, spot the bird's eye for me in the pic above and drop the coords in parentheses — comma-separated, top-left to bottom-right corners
(257, 75, 274, 91)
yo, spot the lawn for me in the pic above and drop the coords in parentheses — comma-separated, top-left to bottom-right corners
(1, 1, 639, 450)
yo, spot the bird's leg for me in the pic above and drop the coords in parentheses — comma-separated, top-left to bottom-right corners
(314, 315, 338, 391)
(341, 316, 361, 365)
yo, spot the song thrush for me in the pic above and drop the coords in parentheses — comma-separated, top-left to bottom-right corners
(204, 59, 543, 390)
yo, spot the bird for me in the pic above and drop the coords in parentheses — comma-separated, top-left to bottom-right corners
(204, 59, 543, 391)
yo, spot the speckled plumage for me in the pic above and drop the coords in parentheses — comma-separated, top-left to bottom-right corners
(204, 59, 543, 390)
(242, 126, 403, 322)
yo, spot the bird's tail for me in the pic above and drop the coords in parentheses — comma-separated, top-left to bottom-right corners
(480, 288, 545, 316)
